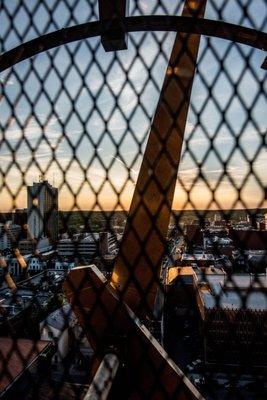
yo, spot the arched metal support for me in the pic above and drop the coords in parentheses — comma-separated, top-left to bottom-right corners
(0, 16, 266, 72)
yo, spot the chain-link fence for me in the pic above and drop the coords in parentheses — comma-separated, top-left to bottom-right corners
(0, 1, 266, 399)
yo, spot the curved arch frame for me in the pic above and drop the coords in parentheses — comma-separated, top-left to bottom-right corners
(0, 15, 266, 72)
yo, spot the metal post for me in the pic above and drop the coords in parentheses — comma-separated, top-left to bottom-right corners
(111, 0, 207, 318)
(98, 0, 129, 51)
(84, 353, 120, 400)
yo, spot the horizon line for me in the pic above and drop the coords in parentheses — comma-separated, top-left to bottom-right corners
(1, 207, 266, 214)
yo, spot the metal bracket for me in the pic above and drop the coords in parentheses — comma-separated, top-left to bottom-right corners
(98, 0, 129, 51)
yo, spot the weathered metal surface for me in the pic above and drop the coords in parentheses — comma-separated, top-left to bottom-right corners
(111, 0, 207, 317)
(98, 0, 129, 51)
(0, 17, 266, 72)
(84, 353, 119, 400)
(63, 265, 205, 399)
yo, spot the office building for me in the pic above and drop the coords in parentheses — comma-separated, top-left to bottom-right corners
(165, 267, 267, 368)
(27, 180, 58, 242)
(196, 274, 267, 367)
(57, 238, 75, 257)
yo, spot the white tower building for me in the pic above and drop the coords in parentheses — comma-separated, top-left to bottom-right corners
(27, 179, 58, 241)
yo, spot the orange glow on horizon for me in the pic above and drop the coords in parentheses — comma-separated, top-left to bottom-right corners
(0, 180, 266, 213)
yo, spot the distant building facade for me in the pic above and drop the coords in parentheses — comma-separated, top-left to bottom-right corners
(9, 257, 45, 276)
(57, 232, 119, 260)
(196, 274, 267, 367)
(40, 304, 93, 370)
(0, 222, 21, 251)
(12, 209, 27, 227)
(18, 237, 52, 256)
(230, 229, 267, 250)
(165, 267, 267, 368)
(77, 234, 99, 260)
(27, 180, 58, 242)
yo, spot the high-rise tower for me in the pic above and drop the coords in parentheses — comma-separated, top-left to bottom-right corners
(27, 179, 58, 242)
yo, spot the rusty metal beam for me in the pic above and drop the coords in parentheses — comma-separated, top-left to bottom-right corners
(0, 17, 266, 72)
(63, 265, 204, 399)
(111, 0, 207, 318)
(84, 353, 120, 400)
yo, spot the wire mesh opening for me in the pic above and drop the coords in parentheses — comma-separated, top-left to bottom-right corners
(0, 1, 266, 399)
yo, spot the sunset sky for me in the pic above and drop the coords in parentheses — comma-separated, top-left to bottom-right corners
(0, 0, 266, 212)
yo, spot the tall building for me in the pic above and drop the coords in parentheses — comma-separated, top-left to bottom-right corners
(27, 180, 58, 242)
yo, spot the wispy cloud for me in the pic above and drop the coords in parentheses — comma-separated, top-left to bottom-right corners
(2, 115, 63, 149)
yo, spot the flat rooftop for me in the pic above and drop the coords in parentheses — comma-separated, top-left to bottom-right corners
(182, 253, 215, 261)
(196, 274, 267, 289)
(201, 288, 267, 310)
(198, 274, 267, 311)
(166, 266, 195, 284)
(43, 304, 75, 331)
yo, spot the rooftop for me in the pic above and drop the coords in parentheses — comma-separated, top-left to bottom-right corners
(182, 253, 215, 261)
(200, 288, 267, 311)
(43, 304, 76, 331)
(166, 266, 195, 285)
(197, 274, 267, 311)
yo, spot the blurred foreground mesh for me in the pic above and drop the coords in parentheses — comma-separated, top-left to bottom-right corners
(0, 1, 266, 399)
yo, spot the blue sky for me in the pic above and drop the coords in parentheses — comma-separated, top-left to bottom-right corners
(0, 0, 266, 211)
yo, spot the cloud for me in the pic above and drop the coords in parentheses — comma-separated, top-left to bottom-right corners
(2, 115, 63, 147)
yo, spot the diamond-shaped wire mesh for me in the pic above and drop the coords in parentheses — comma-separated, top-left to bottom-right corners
(0, 1, 266, 399)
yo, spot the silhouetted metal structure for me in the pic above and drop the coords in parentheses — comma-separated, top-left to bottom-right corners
(0, 0, 266, 399)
